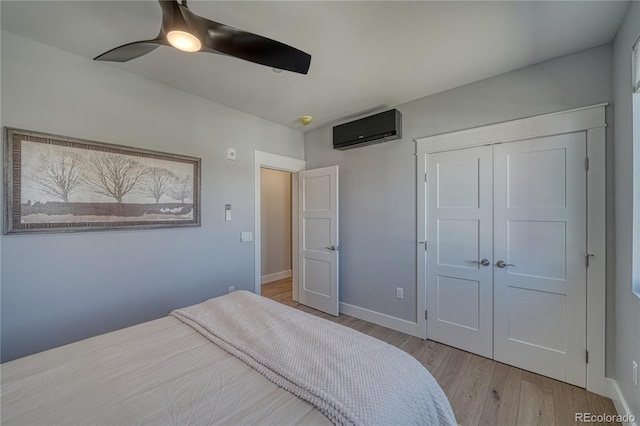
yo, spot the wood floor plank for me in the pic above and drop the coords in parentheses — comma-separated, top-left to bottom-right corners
(478, 362, 522, 426)
(517, 380, 555, 426)
(447, 355, 496, 426)
(399, 336, 429, 357)
(586, 390, 621, 426)
(431, 346, 472, 397)
(261, 279, 620, 426)
(551, 379, 621, 426)
(415, 339, 451, 371)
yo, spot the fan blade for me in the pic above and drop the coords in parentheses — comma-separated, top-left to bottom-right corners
(95, 1, 311, 73)
(182, 6, 311, 74)
(94, 39, 166, 62)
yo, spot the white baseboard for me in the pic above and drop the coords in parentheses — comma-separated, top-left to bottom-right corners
(261, 270, 292, 284)
(339, 302, 419, 337)
(610, 379, 638, 426)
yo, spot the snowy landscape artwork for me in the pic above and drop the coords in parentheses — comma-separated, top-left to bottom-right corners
(4, 128, 200, 234)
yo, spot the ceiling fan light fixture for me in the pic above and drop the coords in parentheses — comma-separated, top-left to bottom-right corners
(167, 30, 201, 52)
(93, 0, 311, 73)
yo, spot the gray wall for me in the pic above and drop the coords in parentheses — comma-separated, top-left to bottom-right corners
(612, 1, 640, 418)
(0, 12, 3, 328)
(0, 31, 304, 362)
(260, 168, 291, 277)
(305, 44, 613, 326)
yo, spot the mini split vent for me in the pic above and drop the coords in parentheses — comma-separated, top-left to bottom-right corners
(333, 109, 402, 150)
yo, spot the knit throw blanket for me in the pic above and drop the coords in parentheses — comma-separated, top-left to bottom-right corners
(171, 291, 456, 426)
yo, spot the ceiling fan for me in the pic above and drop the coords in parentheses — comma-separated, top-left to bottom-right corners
(94, 0, 311, 74)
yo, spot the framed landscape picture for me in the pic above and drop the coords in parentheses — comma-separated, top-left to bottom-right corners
(3, 127, 201, 234)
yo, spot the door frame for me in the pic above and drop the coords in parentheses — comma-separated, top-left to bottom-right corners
(415, 103, 609, 396)
(254, 151, 305, 300)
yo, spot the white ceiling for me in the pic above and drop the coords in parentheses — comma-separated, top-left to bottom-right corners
(1, 1, 630, 132)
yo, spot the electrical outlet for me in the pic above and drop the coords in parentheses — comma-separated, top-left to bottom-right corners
(633, 361, 638, 387)
(228, 286, 235, 294)
(396, 287, 403, 299)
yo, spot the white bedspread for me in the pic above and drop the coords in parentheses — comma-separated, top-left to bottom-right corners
(171, 290, 457, 426)
(2, 316, 330, 425)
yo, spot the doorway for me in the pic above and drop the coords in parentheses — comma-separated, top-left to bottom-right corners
(253, 151, 305, 299)
(260, 168, 293, 295)
(254, 151, 340, 316)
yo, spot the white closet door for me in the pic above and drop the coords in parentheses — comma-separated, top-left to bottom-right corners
(426, 146, 494, 358)
(493, 133, 587, 387)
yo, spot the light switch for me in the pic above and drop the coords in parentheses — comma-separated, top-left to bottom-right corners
(227, 148, 236, 161)
(241, 231, 253, 242)
(225, 204, 231, 222)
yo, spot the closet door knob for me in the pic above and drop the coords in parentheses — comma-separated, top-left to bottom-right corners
(496, 260, 515, 268)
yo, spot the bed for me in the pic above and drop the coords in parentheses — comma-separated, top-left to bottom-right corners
(1, 291, 456, 425)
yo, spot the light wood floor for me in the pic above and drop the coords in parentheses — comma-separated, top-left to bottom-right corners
(262, 278, 620, 426)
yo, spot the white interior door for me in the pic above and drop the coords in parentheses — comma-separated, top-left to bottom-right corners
(298, 166, 339, 316)
(493, 133, 587, 387)
(426, 146, 494, 358)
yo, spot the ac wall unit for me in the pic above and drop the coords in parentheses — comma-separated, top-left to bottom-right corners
(333, 109, 402, 150)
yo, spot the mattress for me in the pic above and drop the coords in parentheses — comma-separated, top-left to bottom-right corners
(2, 292, 456, 425)
(1, 316, 331, 425)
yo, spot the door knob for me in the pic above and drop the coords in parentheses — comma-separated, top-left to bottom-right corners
(496, 260, 515, 268)
(470, 259, 490, 266)
(325, 245, 337, 251)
